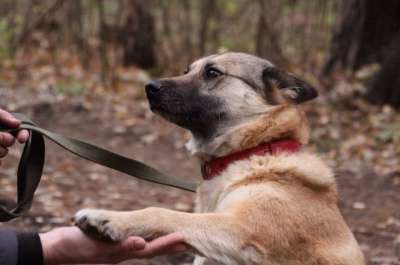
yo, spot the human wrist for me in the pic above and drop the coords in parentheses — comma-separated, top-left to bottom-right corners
(39, 228, 69, 265)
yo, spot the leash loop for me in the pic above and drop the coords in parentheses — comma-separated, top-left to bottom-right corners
(0, 113, 198, 222)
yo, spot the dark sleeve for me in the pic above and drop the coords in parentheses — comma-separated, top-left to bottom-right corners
(16, 233, 43, 265)
(0, 230, 44, 265)
(0, 230, 18, 265)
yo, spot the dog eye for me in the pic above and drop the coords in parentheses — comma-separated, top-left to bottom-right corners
(205, 67, 223, 79)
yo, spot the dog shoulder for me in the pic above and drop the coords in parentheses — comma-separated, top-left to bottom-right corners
(221, 152, 336, 193)
(266, 152, 336, 190)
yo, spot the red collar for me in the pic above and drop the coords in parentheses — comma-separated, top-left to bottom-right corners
(201, 139, 301, 180)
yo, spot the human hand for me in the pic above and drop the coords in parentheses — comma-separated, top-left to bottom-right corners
(39, 226, 187, 265)
(128, 231, 188, 259)
(0, 109, 29, 165)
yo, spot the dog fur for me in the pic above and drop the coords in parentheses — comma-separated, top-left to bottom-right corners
(74, 52, 365, 265)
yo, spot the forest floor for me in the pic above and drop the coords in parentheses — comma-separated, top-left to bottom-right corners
(0, 78, 399, 265)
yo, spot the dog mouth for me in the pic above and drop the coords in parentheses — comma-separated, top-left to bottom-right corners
(146, 88, 184, 116)
(146, 87, 189, 124)
(145, 84, 227, 139)
(147, 95, 203, 128)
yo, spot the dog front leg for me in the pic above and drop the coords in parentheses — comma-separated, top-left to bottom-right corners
(74, 207, 258, 265)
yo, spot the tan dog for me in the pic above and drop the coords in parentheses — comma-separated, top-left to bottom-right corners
(74, 52, 365, 265)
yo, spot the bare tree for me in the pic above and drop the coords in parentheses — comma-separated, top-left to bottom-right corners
(367, 36, 400, 107)
(322, 0, 400, 75)
(66, 0, 90, 67)
(322, 0, 400, 107)
(10, 0, 65, 50)
(97, 0, 112, 84)
(198, 0, 215, 56)
(181, 0, 194, 63)
(255, 0, 287, 67)
(122, 0, 157, 69)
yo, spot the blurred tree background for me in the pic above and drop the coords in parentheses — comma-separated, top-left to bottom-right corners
(1, 0, 399, 107)
(0, 0, 337, 90)
(0, 1, 400, 265)
(1, 0, 399, 106)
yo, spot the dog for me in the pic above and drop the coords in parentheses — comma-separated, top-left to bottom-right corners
(74, 52, 365, 265)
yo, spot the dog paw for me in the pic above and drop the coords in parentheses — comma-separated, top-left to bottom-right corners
(74, 209, 126, 242)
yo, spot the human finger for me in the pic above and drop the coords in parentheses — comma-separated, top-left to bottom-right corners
(92, 237, 146, 264)
(0, 146, 8, 158)
(0, 109, 20, 128)
(0, 132, 15, 147)
(17, 130, 29, 143)
(133, 232, 187, 258)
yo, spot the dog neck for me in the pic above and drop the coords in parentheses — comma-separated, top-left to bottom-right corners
(201, 138, 301, 180)
(186, 105, 310, 160)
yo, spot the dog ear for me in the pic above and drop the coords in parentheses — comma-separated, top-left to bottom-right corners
(262, 67, 318, 104)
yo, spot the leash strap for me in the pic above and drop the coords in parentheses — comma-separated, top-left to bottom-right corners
(0, 113, 198, 222)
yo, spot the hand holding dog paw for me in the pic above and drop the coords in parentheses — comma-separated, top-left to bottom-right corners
(39, 226, 187, 265)
(74, 209, 128, 241)
(39, 226, 146, 265)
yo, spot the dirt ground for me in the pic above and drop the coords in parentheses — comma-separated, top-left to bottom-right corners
(0, 85, 399, 265)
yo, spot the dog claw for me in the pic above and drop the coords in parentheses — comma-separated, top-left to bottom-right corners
(74, 209, 125, 242)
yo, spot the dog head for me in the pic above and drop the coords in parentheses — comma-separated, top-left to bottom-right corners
(146, 52, 317, 156)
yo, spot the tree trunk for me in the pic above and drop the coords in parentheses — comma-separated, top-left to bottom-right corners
(322, 0, 400, 75)
(255, 0, 288, 67)
(366, 36, 400, 107)
(322, 0, 400, 107)
(182, 0, 194, 64)
(198, 0, 215, 56)
(67, 0, 90, 67)
(122, 0, 156, 69)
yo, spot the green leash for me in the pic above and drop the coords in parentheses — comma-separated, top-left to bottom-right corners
(0, 113, 198, 222)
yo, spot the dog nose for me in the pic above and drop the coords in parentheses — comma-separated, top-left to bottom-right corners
(145, 80, 162, 95)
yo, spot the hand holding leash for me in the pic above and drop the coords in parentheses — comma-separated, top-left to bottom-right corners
(0, 109, 29, 164)
(0, 107, 188, 264)
(0, 109, 197, 221)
